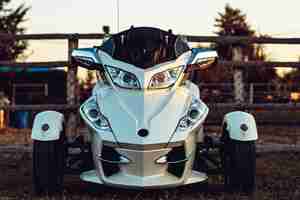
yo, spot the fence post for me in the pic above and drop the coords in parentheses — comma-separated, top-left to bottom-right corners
(67, 37, 79, 138)
(233, 47, 245, 103)
(249, 83, 254, 104)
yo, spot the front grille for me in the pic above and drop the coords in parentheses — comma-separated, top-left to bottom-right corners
(101, 145, 120, 177)
(167, 145, 186, 178)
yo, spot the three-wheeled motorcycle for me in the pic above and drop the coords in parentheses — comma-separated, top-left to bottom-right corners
(31, 27, 257, 194)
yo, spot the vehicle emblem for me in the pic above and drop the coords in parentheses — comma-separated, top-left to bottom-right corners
(41, 123, 50, 131)
(240, 124, 248, 132)
(137, 129, 149, 137)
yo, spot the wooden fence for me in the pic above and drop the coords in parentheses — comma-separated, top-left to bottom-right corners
(1, 33, 300, 135)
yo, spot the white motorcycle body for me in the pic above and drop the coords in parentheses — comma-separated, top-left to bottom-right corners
(79, 50, 209, 188)
(31, 27, 258, 190)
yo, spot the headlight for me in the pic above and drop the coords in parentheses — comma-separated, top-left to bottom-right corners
(177, 98, 209, 131)
(80, 97, 112, 132)
(148, 66, 184, 89)
(105, 66, 141, 89)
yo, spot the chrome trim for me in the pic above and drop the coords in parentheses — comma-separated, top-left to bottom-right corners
(98, 154, 131, 164)
(103, 140, 184, 151)
(155, 149, 194, 164)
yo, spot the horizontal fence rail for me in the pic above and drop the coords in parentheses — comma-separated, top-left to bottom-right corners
(2, 33, 300, 44)
(186, 35, 300, 44)
(0, 33, 105, 40)
(0, 104, 78, 111)
(1, 103, 300, 111)
(0, 61, 69, 68)
(1, 61, 300, 69)
(1, 104, 300, 127)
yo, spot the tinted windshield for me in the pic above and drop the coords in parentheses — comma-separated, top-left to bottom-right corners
(100, 27, 190, 69)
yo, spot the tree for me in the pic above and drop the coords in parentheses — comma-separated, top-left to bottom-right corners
(0, 0, 29, 61)
(215, 4, 255, 60)
(202, 4, 276, 83)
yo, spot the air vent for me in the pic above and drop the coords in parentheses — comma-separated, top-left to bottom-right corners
(167, 145, 186, 178)
(101, 145, 120, 177)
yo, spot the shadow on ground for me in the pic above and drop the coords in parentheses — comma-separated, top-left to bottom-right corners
(0, 151, 300, 199)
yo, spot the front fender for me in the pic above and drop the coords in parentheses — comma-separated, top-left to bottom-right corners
(31, 111, 64, 141)
(223, 111, 258, 141)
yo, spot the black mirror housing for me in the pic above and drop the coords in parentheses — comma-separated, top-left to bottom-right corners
(185, 48, 218, 72)
(71, 48, 102, 70)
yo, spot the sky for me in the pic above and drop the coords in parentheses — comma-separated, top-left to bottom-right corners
(8, 0, 300, 64)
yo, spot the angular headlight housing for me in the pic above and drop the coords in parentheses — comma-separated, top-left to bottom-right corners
(80, 97, 112, 132)
(149, 66, 184, 89)
(177, 98, 209, 132)
(105, 66, 141, 89)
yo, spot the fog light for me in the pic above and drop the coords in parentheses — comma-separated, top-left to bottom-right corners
(189, 109, 199, 119)
(98, 153, 131, 164)
(89, 109, 99, 119)
(119, 156, 131, 164)
(156, 156, 167, 164)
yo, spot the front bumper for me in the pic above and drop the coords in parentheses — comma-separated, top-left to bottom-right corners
(81, 169, 207, 189)
(81, 131, 207, 189)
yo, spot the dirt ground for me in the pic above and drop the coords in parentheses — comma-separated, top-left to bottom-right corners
(0, 126, 300, 199)
(0, 151, 300, 200)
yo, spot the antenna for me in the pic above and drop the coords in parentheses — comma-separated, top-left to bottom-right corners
(117, 0, 120, 32)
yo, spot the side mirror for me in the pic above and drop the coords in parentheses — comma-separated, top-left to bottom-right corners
(71, 48, 102, 70)
(187, 49, 218, 72)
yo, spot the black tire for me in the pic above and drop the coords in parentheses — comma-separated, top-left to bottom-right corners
(222, 131, 256, 193)
(33, 135, 65, 195)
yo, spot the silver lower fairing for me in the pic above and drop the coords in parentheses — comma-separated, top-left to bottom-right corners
(80, 127, 207, 189)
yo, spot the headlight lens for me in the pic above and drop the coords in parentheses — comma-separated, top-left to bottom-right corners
(105, 66, 141, 89)
(148, 66, 184, 89)
(177, 98, 209, 131)
(80, 97, 111, 131)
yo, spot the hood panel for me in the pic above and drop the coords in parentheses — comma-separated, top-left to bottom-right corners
(97, 87, 190, 145)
